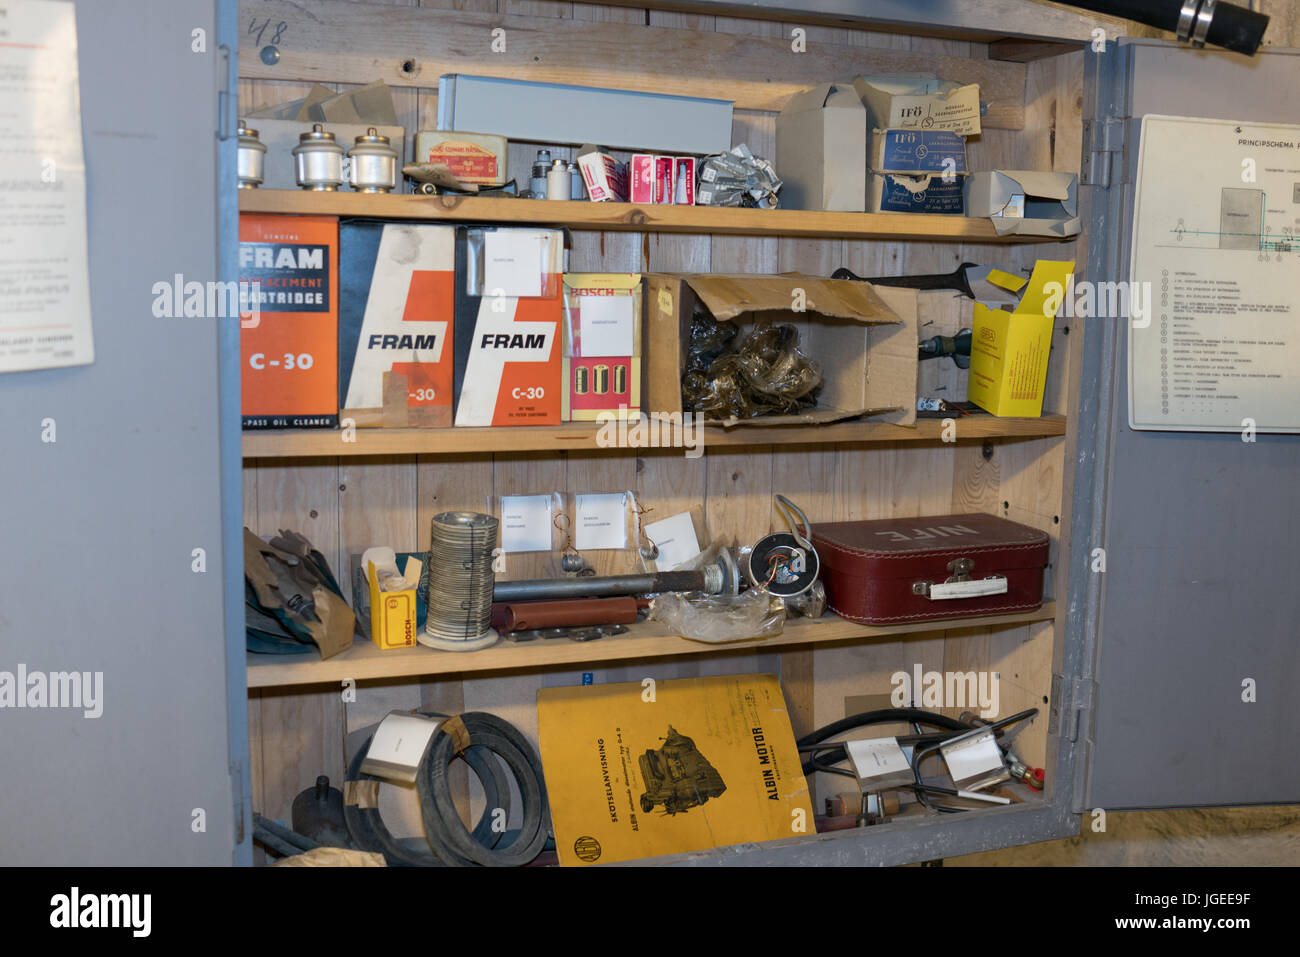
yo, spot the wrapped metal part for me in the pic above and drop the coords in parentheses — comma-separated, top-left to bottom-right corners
(650, 588, 785, 644)
(697, 143, 782, 208)
(682, 312, 823, 420)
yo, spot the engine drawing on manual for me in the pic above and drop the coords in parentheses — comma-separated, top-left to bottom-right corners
(638, 726, 727, 816)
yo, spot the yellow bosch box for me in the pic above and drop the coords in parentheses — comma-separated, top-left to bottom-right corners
(537, 674, 814, 866)
(967, 260, 1074, 418)
(364, 550, 422, 650)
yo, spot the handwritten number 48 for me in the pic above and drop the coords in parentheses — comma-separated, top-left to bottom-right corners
(249, 18, 287, 46)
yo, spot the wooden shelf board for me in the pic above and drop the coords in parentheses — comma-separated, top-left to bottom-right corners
(240, 190, 1067, 244)
(246, 602, 1055, 689)
(243, 414, 1066, 459)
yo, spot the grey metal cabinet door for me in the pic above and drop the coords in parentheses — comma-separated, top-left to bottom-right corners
(0, 0, 248, 864)
(1073, 40, 1300, 811)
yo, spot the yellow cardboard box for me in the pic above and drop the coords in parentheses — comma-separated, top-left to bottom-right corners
(537, 673, 814, 866)
(366, 555, 422, 650)
(967, 260, 1074, 417)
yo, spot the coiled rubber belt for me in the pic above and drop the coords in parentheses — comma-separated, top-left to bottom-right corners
(417, 712, 550, 867)
(343, 712, 512, 867)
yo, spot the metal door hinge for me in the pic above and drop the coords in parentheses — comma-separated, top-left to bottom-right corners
(229, 760, 245, 844)
(1081, 118, 1127, 189)
(1047, 675, 1096, 742)
(217, 43, 237, 141)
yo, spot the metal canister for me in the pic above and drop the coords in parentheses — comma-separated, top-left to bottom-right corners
(546, 159, 571, 200)
(574, 365, 590, 395)
(236, 121, 266, 189)
(529, 149, 552, 198)
(568, 161, 585, 200)
(292, 124, 344, 191)
(347, 127, 397, 193)
(593, 364, 610, 394)
(614, 364, 627, 394)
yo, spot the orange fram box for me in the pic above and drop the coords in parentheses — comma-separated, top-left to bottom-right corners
(239, 215, 339, 429)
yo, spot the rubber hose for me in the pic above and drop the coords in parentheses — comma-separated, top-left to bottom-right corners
(798, 708, 971, 776)
(253, 824, 309, 859)
(344, 717, 511, 867)
(254, 813, 321, 852)
(417, 712, 550, 867)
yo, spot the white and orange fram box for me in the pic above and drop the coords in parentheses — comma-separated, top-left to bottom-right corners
(453, 227, 566, 426)
(338, 222, 457, 428)
(239, 215, 339, 429)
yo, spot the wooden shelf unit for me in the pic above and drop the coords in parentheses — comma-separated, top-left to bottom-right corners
(243, 415, 1067, 459)
(248, 603, 1057, 689)
(238, 0, 1087, 860)
(239, 190, 1068, 244)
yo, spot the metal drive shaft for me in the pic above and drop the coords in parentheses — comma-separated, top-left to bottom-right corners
(493, 567, 723, 602)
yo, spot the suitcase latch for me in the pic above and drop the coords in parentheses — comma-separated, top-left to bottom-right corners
(913, 557, 1008, 600)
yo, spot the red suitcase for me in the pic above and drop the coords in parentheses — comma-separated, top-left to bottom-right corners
(809, 513, 1049, 625)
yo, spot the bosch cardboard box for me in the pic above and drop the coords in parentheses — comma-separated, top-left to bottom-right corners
(239, 214, 339, 429)
(644, 274, 917, 427)
(339, 222, 456, 428)
(453, 227, 565, 426)
(967, 260, 1074, 417)
(561, 273, 643, 421)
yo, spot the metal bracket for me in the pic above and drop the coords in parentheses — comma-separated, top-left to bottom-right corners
(1081, 117, 1127, 189)
(1049, 676, 1097, 743)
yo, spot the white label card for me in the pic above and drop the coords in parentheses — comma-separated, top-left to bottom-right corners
(643, 511, 700, 570)
(360, 712, 442, 782)
(500, 494, 553, 553)
(483, 230, 544, 298)
(578, 294, 634, 356)
(574, 492, 628, 551)
(845, 737, 911, 782)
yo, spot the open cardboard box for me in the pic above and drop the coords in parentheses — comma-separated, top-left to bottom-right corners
(644, 274, 917, 428)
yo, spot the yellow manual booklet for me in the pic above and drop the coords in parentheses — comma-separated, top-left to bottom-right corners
(537, 674, 814, 866)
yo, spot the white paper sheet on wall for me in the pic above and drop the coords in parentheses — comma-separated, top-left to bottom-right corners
(643, 511, 700, 570)
(500, 494, 553, 552)
(0, 0, 94, 373)
(578, 295, 634, 356)
(574, 492, 628, 551)
(1129, 115, 1300, 433)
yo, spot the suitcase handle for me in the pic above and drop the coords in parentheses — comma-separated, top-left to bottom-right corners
(912, 575, 1008, 600)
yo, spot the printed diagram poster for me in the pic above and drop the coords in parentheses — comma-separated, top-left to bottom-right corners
(1129, 116, 1299, 432)
(537, 674, 813, 866)
(0, 0, 94, 373)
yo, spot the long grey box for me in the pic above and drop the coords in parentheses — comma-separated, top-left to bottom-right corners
(437, 74, 733, 155)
